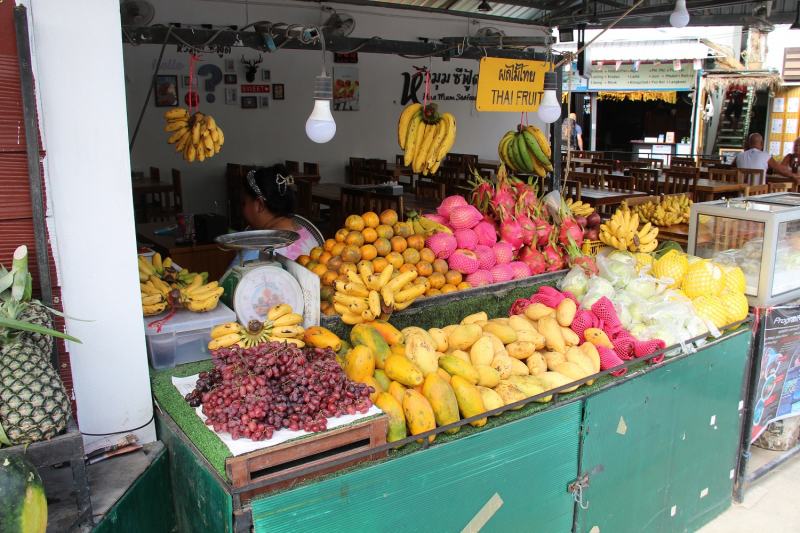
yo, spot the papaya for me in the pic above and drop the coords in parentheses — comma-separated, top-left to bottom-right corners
(405, 333, 439, 376)
(344, 345, 375, 383)
(422, 373, 460, 434)
(438, 355, 480, 384)
(336, 340, 352, 358)
(304, 326, 342, 351)
(375, 392, 407, 445)
(369, 319, 405, 346)
(494, 380, 526, 410)
(476, 386, 504, 415)
(427, 328, 449, 352)
(402, 389, 436, 443)
(388, 381, 407, 405)
(450, 375, 487, 427)
(351, 324, 392, 370)
(384, 354, 423, 387)
(436, 367, 452, 384)
(508, 374, 551, 402)
(538, 371, 580, 393)
(391, 344, 407, 356)
(474, 364, 501, 388)
(400, 327, 438, 350)
(373, 369, 391, 392)
(448, 324, 483, 350)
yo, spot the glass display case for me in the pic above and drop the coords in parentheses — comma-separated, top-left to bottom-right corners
(687, 193, 800, 307)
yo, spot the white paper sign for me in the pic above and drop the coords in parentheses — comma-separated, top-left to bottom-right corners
(787, 119, 799, 135)
(788, 98, 800, 113)
(770, 141, 782, 156)
(277, 255, 320, 328)
(172, 375, 382, 456)
(785, 142, 795, 156)
(773, 98, 786, 113)
(772, 119, 784, 134)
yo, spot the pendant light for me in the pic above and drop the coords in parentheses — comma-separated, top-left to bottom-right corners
(670, 0, 690, 28)
(477, 0, 492, 12)
(305, 27, 336, 143)
(537, 71, 562, 124)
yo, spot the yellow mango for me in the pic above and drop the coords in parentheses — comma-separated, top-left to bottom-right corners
(506, 341, 536, 360)
(460, 312, 488, 325)
(490, 353, 514, 380)
(556, 298, 577, 327)
(508, 315, 535, 331)
(580, 342, 601, 374)
(493, 380, 526, 410)
(526, 351, 547, 376)
(538, 371, 580, 393)
(561, 326, 580, 347)
(509, 358, 529, 376)
(566, 347, 596, 386)
(482, 322, 518, 345)
(555, 361, 589, 384)
(481, 331, 505, 354)
(405, 333, 438, 376)
(450, 375, 487, 427)
(448, 324, 483, 351)
(474, 364, 501, 388)
(450, 350, 471, 364)
(508, 374, 551, 403)
(469, 336, 495, 366)
(524, 302, 556, 321)
(538, 316, 566, 354)
(439, 355, 480, 385)
(476, 386, 504, 415)
(428, 328, 449, 352)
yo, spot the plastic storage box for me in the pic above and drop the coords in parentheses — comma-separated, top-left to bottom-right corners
(143, 302, 236, 369)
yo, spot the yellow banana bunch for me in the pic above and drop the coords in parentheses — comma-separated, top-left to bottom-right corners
(139, 253, 216, 315)
(632, 195, 692, 226)
(165, 109, 224, 162)
(406, 209, 453, 238)
(565, 198, 594, 216)
(398, 103, 456, 175)
(498, 125, 553, 177)
(207, 304, 306, 350)
(332, 263, 423, 324)
(599, 206, 658, 253)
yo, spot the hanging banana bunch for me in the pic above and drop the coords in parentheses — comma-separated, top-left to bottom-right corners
(164, 108, 225, 163)
(397, 103, 456, 176)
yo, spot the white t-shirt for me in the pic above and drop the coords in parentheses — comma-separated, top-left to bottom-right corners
(734, 149, 772, 183)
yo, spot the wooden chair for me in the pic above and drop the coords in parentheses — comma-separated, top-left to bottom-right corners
(303, 162, 320, 176)
(708, 168, 740, 184)
(285, 161, 300, 173)
(171, 169, 183, 215)
(584, 151, 604, 160)
(663, 170, 698, 197)
(712, 163, 733, 170)
(395, 155, 404, 166)
(294, 178, 314, 219)
(436, 165, 462, 196)
(367, 173, 398, 185)
(605, 175, 634, 193)
(365, 159, 387, 173)
(594, 159, 616, 167)
(368, 192, 403, 219)
(619, 161, 648, 172)
(416, 181, 446, 202)
(352, 169, 372, 186)
(149, 166, 161, 181)
(584, 163, 613, 175)
(769, 182, 793, 193)
(567, 171, 599, 187)
(621, 195, 662, 208)
(562, 180, 581, 202)
(340, 187, 370, 217)
(744, 184, 769, 196)
(737, 168, 765, 186)
(671, 157, 695, 167)
(631, 168, 659, 195)
(639, 158, 663, 170)
(698, 157, 722, 168)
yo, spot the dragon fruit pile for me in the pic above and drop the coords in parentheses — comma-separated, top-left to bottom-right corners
(422, 164, 599, 287)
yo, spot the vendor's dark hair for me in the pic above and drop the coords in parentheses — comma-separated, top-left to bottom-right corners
(243, 164, 296, 218)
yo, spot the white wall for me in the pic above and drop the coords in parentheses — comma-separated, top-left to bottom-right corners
(765, 25, 796, 76)
(24, 0, 156, 445)
(125, 0, 550, 214)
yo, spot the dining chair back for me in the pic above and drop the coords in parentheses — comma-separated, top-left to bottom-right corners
(567, 171, 599, 187)
(563, 180, 581, 202)
(744, 184, 769, 196)
(366, 159, 387, 173)
(584, 163, 613, 175)
(769, 182, 793, 194)
(664, 170, 698, 197)
(584, 151, 605, 160)
(638, 157, 663, 170)
(436, 165, 462, 196)
(294, 178, 314, 219)
(736, 168, 765, 186)
(340, 187, 370, 217)
(708, 168, 740, 184)
(368, 192, 403, 219)
(303, 162, 320, 176)
(698, 157, 722, 168)
(396, 155, 404, 166)
(630, 168, 659, 195)
(285, 160, 300, 173)
(352, 169, 372, 186)
(416, 181, 446, 202)
(619, 161, 648, 172)
(671, 157, 695, 167)
(605, 175, 634, 193)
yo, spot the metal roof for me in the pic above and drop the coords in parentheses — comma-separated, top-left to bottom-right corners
(554, 38, 721, 62)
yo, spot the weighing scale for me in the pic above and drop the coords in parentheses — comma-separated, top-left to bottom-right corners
(216, 231, 304, 326)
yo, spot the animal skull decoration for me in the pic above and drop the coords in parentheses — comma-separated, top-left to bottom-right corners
(241, 54, 263, 83)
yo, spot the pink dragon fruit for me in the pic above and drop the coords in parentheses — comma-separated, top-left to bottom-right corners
(448, 249, 480, 275)
(558, 217, 585, 249)
(473, 221, 498, 247)
(564, 235, 599, 276)
(543, 239, 566, 272)
(494, 242, 515, 265)
(474, 245, 496, 270)
(437, 196, 468, 219)
(490, 264, 514, 283)
(423, 213, 449, 225)
(449, 205, 483, 229)
(518, 246, 547, 275)
(426, 232, 457, 259)
(480, 214, 499, 232)
(516, 211, 536, 247)
(534, 217, 553, 248)
(466, 269, 494, 287)
(454, 229, 479, 250)
(497, 209, 524, 250)
(509, 261, 532, 279)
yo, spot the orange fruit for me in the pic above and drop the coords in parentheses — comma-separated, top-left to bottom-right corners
(419, 248, 436, 264)
(306, 261, 319, 271)
(320, 285, 335, 300)
(297, 255, 311, 267)
(445, 270, 463, 286)
(414, 277, 431, 291)
(362, 227, 378, 243)
(362, 212, 380, 228)
(432, 258, 449, 274)
(321, 270, 338, 286)
(399, 263, 418, 274)
(327, 256, 343, 273)
(372, 257, 389, 273)
(407, 234, 425, 251)
(376, 225, 394, 240)
(426, 288, 442, 297)
(341, 245, 363, 263)
(393, 221, 413, 239)
(457, 281, 472, 290)
(417, 261, 433, 277)
(345, 215, 365, 231)
(335, 228, 349, 242)
(380, 209, 399, 226)
(312, 264, 328, 277)
(402, 248, 420, 265)
(357, 259, 375, 274)
(345, 231, 365, 247)
(386, 252, 405, 270)
(323, 239, 337, 252)
(338, 262, 357, 276)
(331, 242, 347, 257)
(318, 252, 332, 267)
(320, 300, 330, 311)
(361, 244, 378, 261)
(309, 247, 324, 262)
(440, 284, 457, 294)
(428, 272, 446, 289)
(373, 237, 392, 257)
(390, 236, 408, 254)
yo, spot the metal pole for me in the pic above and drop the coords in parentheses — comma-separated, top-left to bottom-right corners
(733, 316, 764, 504)
(590, 93, 598, 152)
(14, 6, 59, 372)
(552, 67, 563, 193)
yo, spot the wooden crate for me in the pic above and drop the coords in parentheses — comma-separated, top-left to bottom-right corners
(226, 415, 388, 502)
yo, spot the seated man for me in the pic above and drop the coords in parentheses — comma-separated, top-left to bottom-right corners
(734, 134, 800, 184)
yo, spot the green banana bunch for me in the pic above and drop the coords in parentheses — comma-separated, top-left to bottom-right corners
(497, 125, 553, 177)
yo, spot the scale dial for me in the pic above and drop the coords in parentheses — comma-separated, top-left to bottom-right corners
(233, 266, 304, 326)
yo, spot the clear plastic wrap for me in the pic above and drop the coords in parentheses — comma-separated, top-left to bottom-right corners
(580, 276, 616, 310)
(597, 255, 636, 288)
(558, 266, 589, 300)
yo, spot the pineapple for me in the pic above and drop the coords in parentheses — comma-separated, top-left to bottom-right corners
(721, 265, 746, 294)
(720, 290, 749, 325)
(682, 260, 724, 299)
(653, 250, 689, 288)
(692, 294, 727, 330)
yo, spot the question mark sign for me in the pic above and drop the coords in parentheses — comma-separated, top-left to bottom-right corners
(197, 64, 223, 95)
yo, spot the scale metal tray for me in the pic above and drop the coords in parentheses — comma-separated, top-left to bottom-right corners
(214, 230, 300, 253)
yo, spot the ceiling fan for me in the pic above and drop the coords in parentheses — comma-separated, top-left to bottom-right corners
(120, 0, 155, 27)
(322, 12, 356, 37)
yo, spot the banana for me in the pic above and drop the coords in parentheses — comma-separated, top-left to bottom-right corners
(346, 270, 364, 285)
(143, 302, 168, 316)
(386, 271, 418, 293)
(334, 303, 351, 316)
(167, 127, 190, 144)
(525, 125, 552, 159)
(205, 115, 217, 131)
(211, 322, 242, 338)
(348, 299, 370, 315)
(163, 257, 172, 269)
(638, 222, 652, 238)
(271, 313, 303, 327)
(381, 286, 395, 308)
(188, 287, 224, 301)
(515, 133, 535, 173)
(398, 103, 422, 149)
(138, 256, 157, 276)
(333, 293, 369, 307)
(209, 333, 243, 350)
(272, 325, 305, 338)
(165, 120, 188, 132)
(522, 129, 552, 170)
(426, 121, 447, 171)
(186, 294, 220, 312)
(359, 264, 372, 285)
(394, 284, 427, 304)
(187, 143, 197, 163)
(412, 122, 427, 173)
(192, 122, 201, 147)
(341, 313, 365, 325)
(529, 147, 547, 178)
(141, 293, 164, 306)
(183, 275, 204, 293)
(393, 300, 414, 312)
(164, 108, 189, 120)
(203, 133, 214, 151)
(404, 113, 423, 167)
(140, 283, 161, 296)
(436, 113, 456, 162)
(197, 147, 206, 163)
(139, 272, 149, 283)
(217, 127, 225, 146)
(378, 265, 394, 287)
(149, 275, 171, 297)
(267, 303, 293, 321)
(498, 131, 515, 166)
(638, 240, 658, 253)
(152, 253, 163, 275)
(365, 274, 383, 292)
(639, 227, 659, 244)
(368, 290, 381, 317)
(334, 280, 371, 298)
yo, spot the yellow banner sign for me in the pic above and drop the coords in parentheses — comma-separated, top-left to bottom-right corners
(476, 57, 552, 112)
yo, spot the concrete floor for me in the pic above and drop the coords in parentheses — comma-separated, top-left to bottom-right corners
(698, 446, 800, 533)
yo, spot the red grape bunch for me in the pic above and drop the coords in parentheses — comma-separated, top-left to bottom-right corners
(184, 341, 375, 442)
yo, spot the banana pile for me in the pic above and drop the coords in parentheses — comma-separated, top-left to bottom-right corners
(398, 103, 456, 175)
(632, 195, 692, 226)
(179, 279, 224, 313)
(498, 126, 554, 177)
(599, 206, 658, 253)
(208, 304, 305, 350)
(565, 198, 594, 217)
(406, 210, 452, 238)
(164, 108, 225, 163)
(139, 253, 219, 315)
(333, 265, 424, 325)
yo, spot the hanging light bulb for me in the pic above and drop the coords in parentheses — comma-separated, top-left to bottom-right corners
(670, 0, 690, 28)
(537, 71, 562, 124)
(306, 72, 336, 143)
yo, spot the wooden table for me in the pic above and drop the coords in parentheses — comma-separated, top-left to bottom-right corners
(385, 163, 414, 177)
(136, 222, 236, 282)
(476, 159, 501, 171)
(311, 183, 441, 224)
(579, 186, 647, 207)
(293, 172, 321, 184)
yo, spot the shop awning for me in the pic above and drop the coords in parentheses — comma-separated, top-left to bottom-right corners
(555, 39, 722, 62)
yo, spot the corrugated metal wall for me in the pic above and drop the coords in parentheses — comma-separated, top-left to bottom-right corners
(0, 1, 74, 416)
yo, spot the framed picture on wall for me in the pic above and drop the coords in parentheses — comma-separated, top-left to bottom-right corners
(273, 84, 284, 100)
(224, 74, 237, 84)
(260, 96, 269, 108)
(262, 70, 271, 81)
(225, 59, 235, 72)
(225, 88, 237, 105)
(182, 75, 197, 88)
(241, 96, 258, 109)
(154, 75, 178, 107)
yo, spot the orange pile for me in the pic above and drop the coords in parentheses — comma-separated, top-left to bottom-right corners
(296, 209, 473, 316)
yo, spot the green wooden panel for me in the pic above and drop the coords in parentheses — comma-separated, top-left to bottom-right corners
(577, 330, 751, 533)
(157, 412, 233, 533)
(253, 402, 582, 533)
(92, 447, 177, 533)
